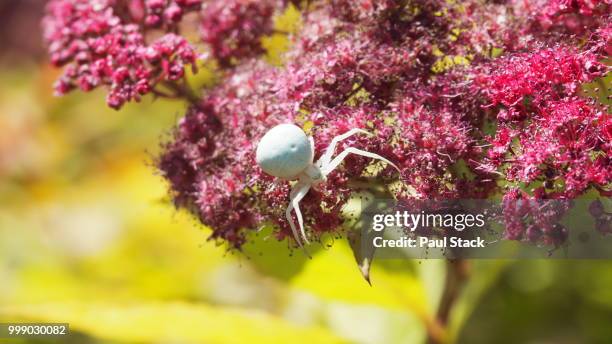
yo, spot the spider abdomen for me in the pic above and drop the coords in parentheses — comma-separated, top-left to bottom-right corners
(256, 124, 313, 179)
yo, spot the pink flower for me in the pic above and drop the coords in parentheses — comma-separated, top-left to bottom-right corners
(200, 0, 276, 67)
(43, 0, 199, 109)
(43, 0, 611, 248)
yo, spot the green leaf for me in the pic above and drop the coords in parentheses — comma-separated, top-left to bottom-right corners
(0, 302, 345, 344)
(343, 190, 389, 285)
(416, 260, 447, 315)
(291, 242, 429, 316)
(241, 225, 312, 281)
(347, 230, 375, 285)
(447, 260, 510, 342)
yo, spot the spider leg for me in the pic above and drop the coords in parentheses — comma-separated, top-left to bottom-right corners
(309, 136, 315, 162)
(318, 128, 372, 167)
(321, 147, 400, 176)
(286, 182, 312, 246)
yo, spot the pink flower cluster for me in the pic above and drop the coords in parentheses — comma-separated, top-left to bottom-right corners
(44, 0, 611, 248)
(501, 189, 571, 247)
(43, 0, 199, 109)
(200, 0, 276, 67)
(140, 0, 202, 28)
(481, 47, 610, 197)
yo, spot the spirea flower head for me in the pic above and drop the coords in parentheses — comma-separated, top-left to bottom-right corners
(200, 0, 276, 67)
(43, 0, 200, 109)
(141, 0, 202, 28)
(44, 0, 611, 248)
(478, 46, 610, 198)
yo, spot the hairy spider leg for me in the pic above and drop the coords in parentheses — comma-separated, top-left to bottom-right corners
(286, 181, 312, 246)
(318, 129, 372, 167)
(309, 136, 315, 163)
(321, 147, 400, 176)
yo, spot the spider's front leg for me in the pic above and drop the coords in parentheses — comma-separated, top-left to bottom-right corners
(318, 128, 372, 167)
(286, 180, 312, 246)
(321, 147, 400, 176)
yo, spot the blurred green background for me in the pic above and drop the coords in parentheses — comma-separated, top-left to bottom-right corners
(0, 1, 611, 343)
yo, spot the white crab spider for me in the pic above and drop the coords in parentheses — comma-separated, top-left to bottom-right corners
(256, 124, 399, 247)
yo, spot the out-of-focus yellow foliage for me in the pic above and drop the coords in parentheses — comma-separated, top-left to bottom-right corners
(0, 302, 344, 344)
(0, 62, 438, 343)
(3, 6, 608, 342)
(262, 3, 302, 66)
(292, 243, 428, 314)
(431, 55, 471, 73)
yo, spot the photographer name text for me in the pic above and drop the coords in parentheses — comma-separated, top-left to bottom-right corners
(373, 236, 486, 248)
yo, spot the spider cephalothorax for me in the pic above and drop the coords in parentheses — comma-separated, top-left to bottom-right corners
(256, 124, 399, 247)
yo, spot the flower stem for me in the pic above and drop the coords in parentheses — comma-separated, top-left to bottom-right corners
(427, 259, 470, 344)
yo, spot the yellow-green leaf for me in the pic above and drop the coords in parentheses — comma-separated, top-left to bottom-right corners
(0, 302, 345, 344)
